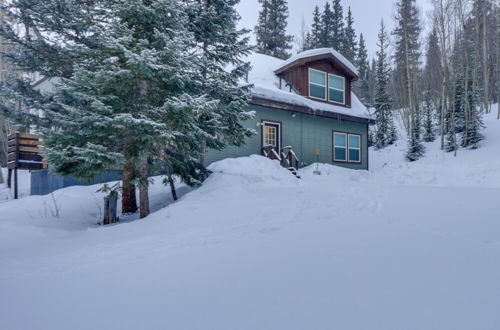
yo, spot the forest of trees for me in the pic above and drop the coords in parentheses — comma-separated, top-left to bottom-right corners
(256, 0, 498, 159)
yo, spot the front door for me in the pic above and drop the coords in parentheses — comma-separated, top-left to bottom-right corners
(262, 121, 281, 156)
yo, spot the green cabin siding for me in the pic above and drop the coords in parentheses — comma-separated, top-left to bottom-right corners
(206, 104, 369, 170)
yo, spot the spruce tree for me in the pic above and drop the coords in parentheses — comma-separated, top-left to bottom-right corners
(331, 0, 344, 51)
(320, 2, 335, 48)
(406, 105, 425, 161)
(188, 0, 254, 168)
(353, 33, 370, 104)
(374, 20, 397, 149)
(393, 0, 424, 160)
(341, 7, 357, 62)
(422, 91, 435, 142)
(310, 6, 323, 49)
(255, 0, 293, 59)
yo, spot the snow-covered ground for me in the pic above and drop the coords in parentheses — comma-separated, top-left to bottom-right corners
(0, 107, 499, 330)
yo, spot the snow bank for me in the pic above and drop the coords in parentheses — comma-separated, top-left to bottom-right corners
(0, 107, 499, 330)
(0, 175, 188, 231)
(208, 154, 297, 184)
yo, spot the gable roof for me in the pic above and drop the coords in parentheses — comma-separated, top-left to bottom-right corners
(274, 48, 359, 78)
(243, 52, 373, 124)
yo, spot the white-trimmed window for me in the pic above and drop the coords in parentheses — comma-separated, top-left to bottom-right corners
(348, 134, 361, 162)
(333, 132, 347, 161)
(333, 131, 361, 163)
(309, 68, 327, 100)
(328, 73, 345, 104)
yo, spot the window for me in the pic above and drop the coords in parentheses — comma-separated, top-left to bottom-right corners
(348, 134, 360, 162)
(333, 131, 361, 163)
(264, 125, 277, 147)
(309, 69, 326, 100)
(328, 74, 345, 104)
(333, 132, 347, 161)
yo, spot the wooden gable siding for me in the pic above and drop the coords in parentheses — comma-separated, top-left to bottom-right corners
(278, 57, 353, 109)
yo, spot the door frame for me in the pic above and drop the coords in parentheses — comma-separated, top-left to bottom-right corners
(261, 119, 282, 155)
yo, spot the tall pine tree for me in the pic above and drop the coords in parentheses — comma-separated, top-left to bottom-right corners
(341, 7, 357, 62)
(189, 0, 254, 168)
(320, 2, 335, 48)
(309, 6, 323, 49)
(255, 0, 293, 59)
(374, 20, 397, 149)
(331, 0, 344, 51)
(392, 0, 424, 161)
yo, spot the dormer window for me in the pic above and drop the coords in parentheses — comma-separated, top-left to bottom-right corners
(308, 68, 327, 100)
(308, 68, 345, 105)
(328, 74, 345, 104)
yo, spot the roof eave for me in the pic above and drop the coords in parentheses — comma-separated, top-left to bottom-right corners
(274, 53, 359, 80)
(250, 95, 375, 125)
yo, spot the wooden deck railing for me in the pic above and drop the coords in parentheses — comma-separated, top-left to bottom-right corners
(262, 145, 300, 172)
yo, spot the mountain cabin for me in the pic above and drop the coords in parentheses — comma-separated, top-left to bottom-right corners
(205, 48, 375, 172)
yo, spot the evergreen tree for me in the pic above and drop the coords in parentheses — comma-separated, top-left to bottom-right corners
(188, 0, 254, 168)
(331, 0, 344, 51)
(353, 33, 369, 104)
(367, 58, 377, 105)
(392, 0, 424, 160)
(423, 27, 443, 105)
(406, 104, 425, 161)
(0, 0, 204, 219)
(310, 6, 323, 49)
(255, 0, 293, 59)
(392, 0, 422, 112)
(341, 7, 357, 62)
(422, 91, 435, 142)
(320, 2, 335, 48)
(374, 20, 397, 149)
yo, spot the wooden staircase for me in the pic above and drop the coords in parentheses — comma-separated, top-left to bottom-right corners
(262, 145, 301, 178)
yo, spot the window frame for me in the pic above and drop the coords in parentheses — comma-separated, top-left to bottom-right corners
(332, 131, 362, 164)
(328, 73, 346, 105)
(308, 68, 327, 101)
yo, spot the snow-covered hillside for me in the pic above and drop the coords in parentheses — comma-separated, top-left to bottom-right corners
(0, 108, 499, 330)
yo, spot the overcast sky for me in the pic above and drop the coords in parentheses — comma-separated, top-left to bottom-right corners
(236, 0, 434, 60)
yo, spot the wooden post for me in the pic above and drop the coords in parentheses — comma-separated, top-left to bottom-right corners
(13, 167, 17, 199)
(7, 168, 11, 188)
(102, 191, 119, 225)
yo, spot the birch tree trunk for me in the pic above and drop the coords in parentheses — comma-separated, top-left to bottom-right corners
(482, 4, 490, 113)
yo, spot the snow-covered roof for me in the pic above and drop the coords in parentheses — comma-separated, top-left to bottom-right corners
(244, 52, 371, 121)
(275, 48, 359, 77)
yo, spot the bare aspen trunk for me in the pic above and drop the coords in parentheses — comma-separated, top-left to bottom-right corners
(451, 71, 458, 156)
(482, 6, 490, 113)
(462, 7, 471, 149)
(436, 0, 450, 149)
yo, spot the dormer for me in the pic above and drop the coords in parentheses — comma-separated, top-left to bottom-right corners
(274, 48, 358, 109)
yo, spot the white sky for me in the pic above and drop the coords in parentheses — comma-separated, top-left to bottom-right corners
(236, 0, 434, 60)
